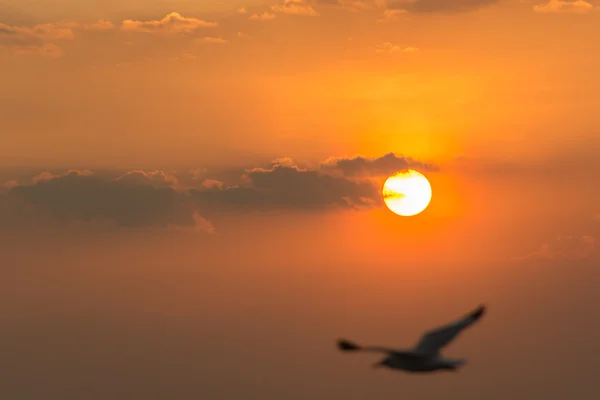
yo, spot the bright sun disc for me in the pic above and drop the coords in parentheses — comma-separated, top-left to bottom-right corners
(382, 169, 432, 217)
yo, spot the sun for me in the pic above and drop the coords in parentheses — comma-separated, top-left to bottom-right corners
(382, 170, 432, 217)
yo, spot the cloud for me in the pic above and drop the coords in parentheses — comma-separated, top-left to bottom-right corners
(168, 211, 216, 234)
(115, 170, 180, 189)
(376, 8, 407, 22)
(33, 169, 94, 183)
(121, 12, 217, 34)
(201, 179, 225, 190)
(513, 235, 597, 261)
(270, 157, 296, 167)
(272, 0, 321, 16)
(198, 36, 229, 44)
(79, 20, 116, 30)
(64, 215, 120, 231)
(191, 163, 378, 211)
(191, 154, 436, 211)
(237, 8, 248, 14)
(320, 0, 496, 12)
(2, 180, 18, 191)
(318, 0, 383, 11)
(376, 42, 402, 54)
(29, 24, 75, 40)
(59, 20, 117, 31)
(2, 154, 437, 229)
(4, 170, 93, 190)
(5, 172, 199, 230)
(0, 22, 74, 57)
(386, 0, 498, 13)
(375, 42, 419, 54)
(321, 153, 438, 177)
(249, 12, 278, 20)
(12, 43, 63, 57)
(533, 0, 596, 13)
(0, 20, 114, 57)
(174, 53, 198, 60)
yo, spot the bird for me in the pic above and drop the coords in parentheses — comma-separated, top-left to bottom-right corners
(336, 305, 486, 373)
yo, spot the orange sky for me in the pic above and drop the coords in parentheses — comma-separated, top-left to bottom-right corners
(1, 0, 600, 167)
(1, 1, 600, 399)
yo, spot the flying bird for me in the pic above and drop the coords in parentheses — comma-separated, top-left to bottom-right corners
(337, 305, 486, 373)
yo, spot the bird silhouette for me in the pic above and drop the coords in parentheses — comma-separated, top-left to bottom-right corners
(337, 305, 486, 373)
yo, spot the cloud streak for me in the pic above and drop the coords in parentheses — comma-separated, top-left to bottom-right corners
(375, 42, 419, 54)
(198, 36, 229, 44)
(0, 13, 221, 57)
(121, 12, 217, 34)
(317, 0, 382, 11)
(272, 0, 321, 16)
(0, 22, 74, 57)
(385, 0, 499, 13)
(321, 153, 438, 177)
(322, 0, 498, 14)
(0, 20, 115, 57)
(513, 235, 597, 261)
(533, 0, 596, 13)
(249, 12, 278, 20)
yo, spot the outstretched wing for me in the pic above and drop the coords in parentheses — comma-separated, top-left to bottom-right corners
(337, 339, 397, 354)
(413, 305, 486, 355)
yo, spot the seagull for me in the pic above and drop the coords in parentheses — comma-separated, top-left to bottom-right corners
(337, 305, 486, 373)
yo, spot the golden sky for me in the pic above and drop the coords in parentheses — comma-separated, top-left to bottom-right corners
(1, 0, 599, 166)
(1, 1, 600, 399)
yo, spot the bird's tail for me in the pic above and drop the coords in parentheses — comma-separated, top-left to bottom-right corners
(447, 359, 467, 369)
(337, 339, 362, 351)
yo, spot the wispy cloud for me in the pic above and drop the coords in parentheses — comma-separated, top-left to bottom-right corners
(272, 0, 321, 16)
(533, 0, 596, 13)
(168, 211, 216, 234)
(385, 0, 498, 13)
(317, 0, 382, 12)
(12, 43, 63, 57)
(121, 12, 217, 34)
(0, 19, 114, 57)
(375, 42, 419, 54)
(0, 22, 74, 57)
(115, 170, 180, 189)
(198, 36, 229, 44)
(513, 235, 597, 261)
(321, 153, 437, 177)
(1, 12, 223, 57)
(76, 20, 115, 30)
(376, 8, 407, 23)
(249, 11, 277, 20)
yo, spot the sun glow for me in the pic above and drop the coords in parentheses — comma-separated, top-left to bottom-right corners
(382, 170, 432, 217)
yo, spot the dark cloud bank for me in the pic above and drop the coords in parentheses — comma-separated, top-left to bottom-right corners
(0, 153, 436, 231)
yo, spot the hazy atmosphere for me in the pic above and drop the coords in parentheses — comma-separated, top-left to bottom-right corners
(1, 0, 600, 399)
